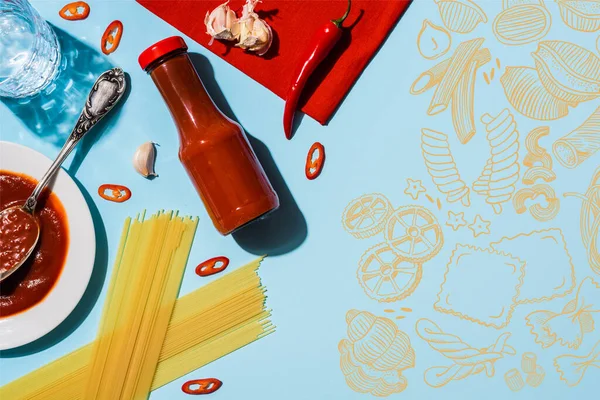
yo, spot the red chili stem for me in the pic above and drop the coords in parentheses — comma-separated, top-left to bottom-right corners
(283, 0, 352, 140)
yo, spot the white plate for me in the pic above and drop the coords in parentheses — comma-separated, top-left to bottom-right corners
(0, 141, 95, 350)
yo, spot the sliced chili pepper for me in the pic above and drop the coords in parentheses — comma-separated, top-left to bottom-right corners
(195, 256, 230, 277)
(101, 20, 123, 55)
(181, 378, 222, 395)
(305, 142, 325, 180)
(58, 2, 90, 21)
(98, 184, 132, 203)
(283, 0, 351, 139)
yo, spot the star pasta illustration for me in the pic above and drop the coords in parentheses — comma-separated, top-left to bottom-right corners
(342, 194, 393, 239)
(339, 310, 415, 397)
(404, 179, 426, 200)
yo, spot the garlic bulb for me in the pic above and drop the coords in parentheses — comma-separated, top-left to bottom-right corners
(236, 0, 273, 56)
(205, 1, 240, 44)
(133, 142, 157, 178)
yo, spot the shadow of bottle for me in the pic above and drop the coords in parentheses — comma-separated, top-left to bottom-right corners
(0, 177, 108, 357)
(0, 25, 130, 175)
(188, 53, 307, 255)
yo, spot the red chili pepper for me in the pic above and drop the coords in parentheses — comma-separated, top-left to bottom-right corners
(98, 184, 131, 203)
(283, 0, 351, 140)
(305, 142, 326, 180)
(58, 2, 90, 20)
(101, 20, 123, 55)
(181, 378, 222, 395)
(195, 256, 230, 277)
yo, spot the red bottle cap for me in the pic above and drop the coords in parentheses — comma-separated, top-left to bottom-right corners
(138, 36, 188, 71)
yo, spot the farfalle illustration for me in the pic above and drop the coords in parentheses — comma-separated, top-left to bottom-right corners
(416, 319, 516, 388)
(554, 340, 600, 387)
(526, 277, 600, 350)
(473, 109, 520, 214)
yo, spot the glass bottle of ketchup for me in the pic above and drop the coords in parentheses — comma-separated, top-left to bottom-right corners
(139, 36, 279, 235)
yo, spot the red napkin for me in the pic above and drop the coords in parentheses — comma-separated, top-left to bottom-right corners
(137, 0, 411, 125)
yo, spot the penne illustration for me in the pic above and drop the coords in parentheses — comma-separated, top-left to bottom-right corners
(451, 60, 477, 144)
(553, 106, 600, 169)
(435, 0, 488, 34)
(417, 19, 451, 60)
(493, 1, 551, 46)
(556, 0, 600, 32)
(421, 128, 471, 206)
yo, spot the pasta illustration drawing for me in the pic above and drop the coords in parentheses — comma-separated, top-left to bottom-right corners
(554, 340, 600, 386)
(421, 128, 471, 206)
(415, 319, 516, 388)
(404, 178, 426, 200)
(597, 35, 600, 54)
(553, 106, 600, 169)
(342, 194, 393, 239)
(445, 211, 467, 230)
(339, 310, 415, 397)
(434, 0, 488, 34)
(490, 229, 576, 304)
(523, 126, 553, 169)
(505, 368, 525, 391)
(434, 244, 525, 329)
(526, 277, 600, 350)
(417, 19, 451, 60)
(564, 167, 600, 274)
(468, 215, 490, 237)
(556, 0, 600, 32)
(493, 0, 551, 46)
(512, 184, 560, 222)
(526, 365, 545, 387)
(522, 166, 556, 184)
(501, 66, 569, 121)
(472, 109, 521, 214)
(384, 205, 444, 262)
(357, 243, 423, 303)
(522, 352, 537, 374)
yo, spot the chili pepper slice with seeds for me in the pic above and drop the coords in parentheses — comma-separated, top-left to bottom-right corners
(59, 2, 90, 20)
(98, 184, 131, 203)
(101, 20, 123, 55)
(196, 256, 230, 277)
(181, 378, 223, 395)
(283, 0, 351, 139)
(305, 142, 325, 180)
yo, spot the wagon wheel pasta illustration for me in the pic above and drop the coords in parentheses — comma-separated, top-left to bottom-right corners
(513, 184, 560, 221)
(564, 167, 600, 274)
(417, 20, 451, 60)
(553, 106, 600, 169)
(526, 277, 600, 350)
(384, 205, 444, 263)
(501, 66, 570, 121)
(556, 0, 600, 32)
(493, 0, 551, 46)
(532, 41, 600, 106)
(434, 0, 488, 34)
(472, 109, 520, 214)
(342, 194, 393, 239)
(421, 128, 471, 206)
(339, 310, 415, 397)
(357, 243, 423, 303)
(415, 318, 516, 388)
(554, 340, 600, 387)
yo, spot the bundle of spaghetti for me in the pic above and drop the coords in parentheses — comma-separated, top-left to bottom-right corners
(416, 319, 515, 387)
(564, 167, 600, 274)
(473, 109, 520, 214)
(421, 128, 471, 206)
(0, 257, 274, 399)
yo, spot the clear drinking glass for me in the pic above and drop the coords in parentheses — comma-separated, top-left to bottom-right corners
(0, 0, 61, 98)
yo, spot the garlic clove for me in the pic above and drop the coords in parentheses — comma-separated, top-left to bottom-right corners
(133, 141, 158, 178)
(205, 1, 239, 43)
(235, 0, 273, 56)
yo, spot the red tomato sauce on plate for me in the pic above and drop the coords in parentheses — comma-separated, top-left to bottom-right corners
(0, 171, 69, 318)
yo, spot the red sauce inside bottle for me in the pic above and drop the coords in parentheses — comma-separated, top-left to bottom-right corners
(0, 171, 69, 318)
(140, 37, 279, 235)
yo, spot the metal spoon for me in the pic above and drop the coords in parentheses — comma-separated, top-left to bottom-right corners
(0, 68, 126, 282)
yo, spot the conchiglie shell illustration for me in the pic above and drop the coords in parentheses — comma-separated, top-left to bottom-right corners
(339, 310, 415, 397)
(418, 19, 452, 60)
(556, 0, 600, 32)
(501, 66, 569, 120)
(493, 3, 551, 46)
(435, 0, 488, 33)
(532, 41, 600, 105)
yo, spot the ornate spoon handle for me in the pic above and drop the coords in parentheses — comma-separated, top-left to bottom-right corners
(24, 68, 126, 213)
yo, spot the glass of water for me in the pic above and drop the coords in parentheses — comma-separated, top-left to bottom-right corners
(0, 0, 61, 98)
